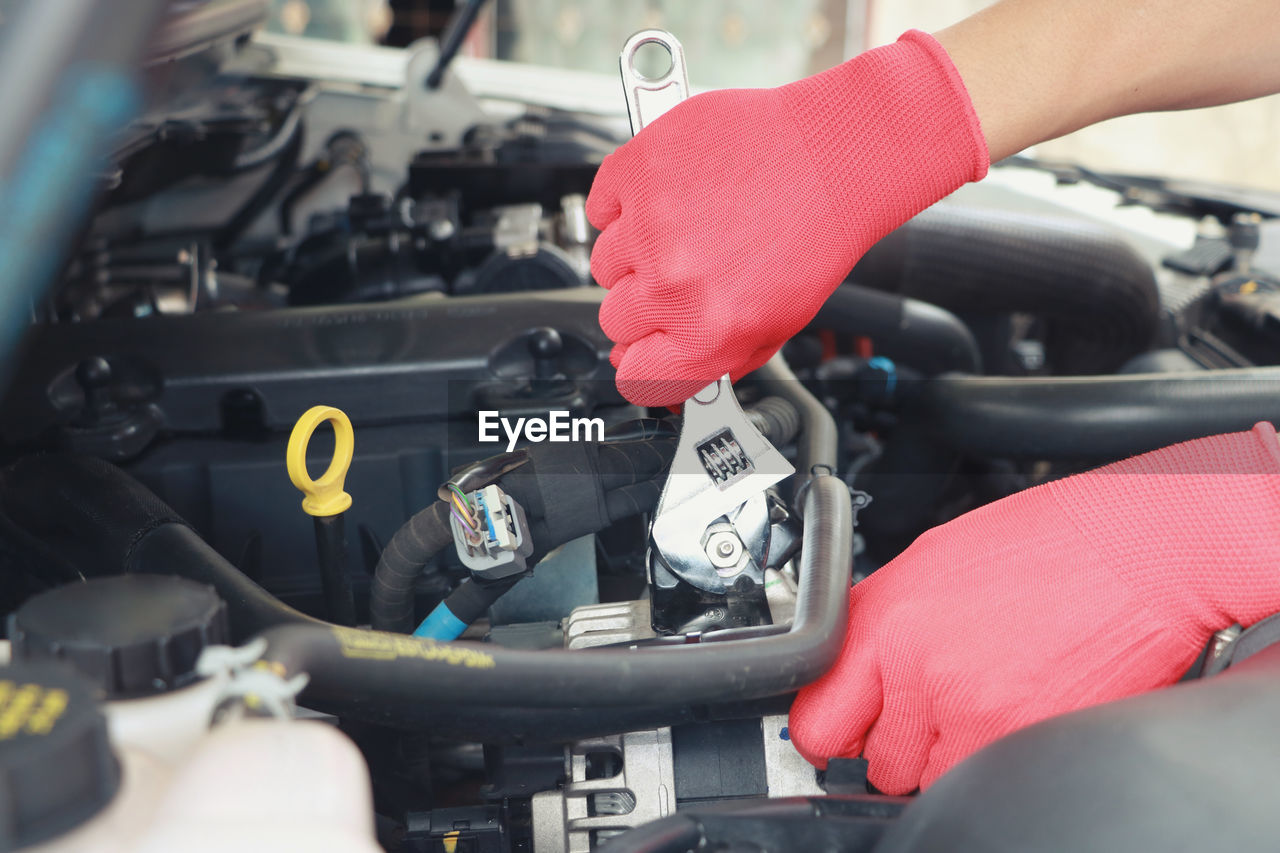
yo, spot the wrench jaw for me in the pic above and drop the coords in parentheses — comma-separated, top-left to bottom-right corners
(651, 492, 771, 593)
(647, 491, 778, 635)
(647, 376, 795, 635)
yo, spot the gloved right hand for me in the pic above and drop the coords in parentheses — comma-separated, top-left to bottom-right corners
(587, 30, 989, 407)
(790, 423, 1280, 794)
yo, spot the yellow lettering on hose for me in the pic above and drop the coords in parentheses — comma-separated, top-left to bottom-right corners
(25, 689, 68, 735)
(331, 628, 496, 670)
(0, 683, 69, 740)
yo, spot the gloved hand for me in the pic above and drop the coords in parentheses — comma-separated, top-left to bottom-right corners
(790, 423, 1280, 795)
(586, 31, 988, 407)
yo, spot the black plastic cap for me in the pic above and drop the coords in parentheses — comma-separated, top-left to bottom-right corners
(8, 575, 229, 699)
(0, 661, 119, 851)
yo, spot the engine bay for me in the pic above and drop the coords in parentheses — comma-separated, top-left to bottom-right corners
(5, 2, 1280, 851)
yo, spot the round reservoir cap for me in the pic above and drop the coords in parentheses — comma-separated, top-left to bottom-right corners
(0, 661, 119, 850)
(8, 575, 229, 699)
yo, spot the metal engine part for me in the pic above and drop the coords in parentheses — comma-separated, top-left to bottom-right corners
(531, 729, 676, 853)
(537, 591, 822, 851)
(563, 600, 657, 650)
(530, 714, 824, 852)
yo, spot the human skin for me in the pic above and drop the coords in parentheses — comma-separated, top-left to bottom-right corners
(936, 0, 1280, 161)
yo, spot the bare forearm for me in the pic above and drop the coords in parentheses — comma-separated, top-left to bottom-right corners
(936, 0, 1280, 161)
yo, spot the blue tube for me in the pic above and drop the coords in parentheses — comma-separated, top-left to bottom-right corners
(867, 356, 898, 397)
(413, 602, 468, 640)
(0, 64, 139, 377)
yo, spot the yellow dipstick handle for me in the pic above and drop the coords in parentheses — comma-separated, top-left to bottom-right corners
(287, 405, 354, 517)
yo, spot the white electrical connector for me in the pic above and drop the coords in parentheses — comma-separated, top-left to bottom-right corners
(448, 484, 534, 580)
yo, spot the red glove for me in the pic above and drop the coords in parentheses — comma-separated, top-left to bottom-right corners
(587, 31, 988, 407)
(790, 423, 1280, 794)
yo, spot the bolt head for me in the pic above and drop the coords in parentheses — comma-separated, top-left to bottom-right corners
(704, 529, 743, 570)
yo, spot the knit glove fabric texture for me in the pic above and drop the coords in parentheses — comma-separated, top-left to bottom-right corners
(586, 30, 989, 406)
(789, 423, 1280, 794)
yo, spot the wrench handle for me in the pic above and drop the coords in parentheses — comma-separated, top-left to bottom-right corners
(619, 29, 691, 135)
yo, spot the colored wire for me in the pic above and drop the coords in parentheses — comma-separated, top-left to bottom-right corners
(447, 484, 480, 532)
(447, 483, 473, 511)
(451, 492, 477, 527)
(445, 484, 485, 538)
(449, 504, 476, 533)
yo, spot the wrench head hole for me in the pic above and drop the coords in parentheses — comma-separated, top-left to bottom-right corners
(630, 39, 674, 82)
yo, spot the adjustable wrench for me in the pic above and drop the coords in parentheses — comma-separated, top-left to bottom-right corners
(615, 30, 795, 598)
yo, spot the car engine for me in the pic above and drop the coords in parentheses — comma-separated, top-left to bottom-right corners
(4, 2, 1280, 852)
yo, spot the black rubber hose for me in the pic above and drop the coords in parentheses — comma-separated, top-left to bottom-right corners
(368, 393, 801, 634)
(814, 283, 982, 375)
(875, 644, 1280, 853)
(0, 455, 852, 722)
(751, 354, 839, 486)
(368, 437, 677, 633)
(909, 368, 1280, 459)
(604, 480, 663, 521)
(606, 796, 907, 853)
(261, 473, 852, 708)
(0, 453, 187, 580)
(745, 396, 804, 447)
(594, 439, 677, 491)
(0, 452, 639, 647)
(433, 574, 522, 629)
(0, 454, 318, 640)
(128, 524, 321, 639)
(369, 502, 454, 633)
(853, 203, 1160, 374)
